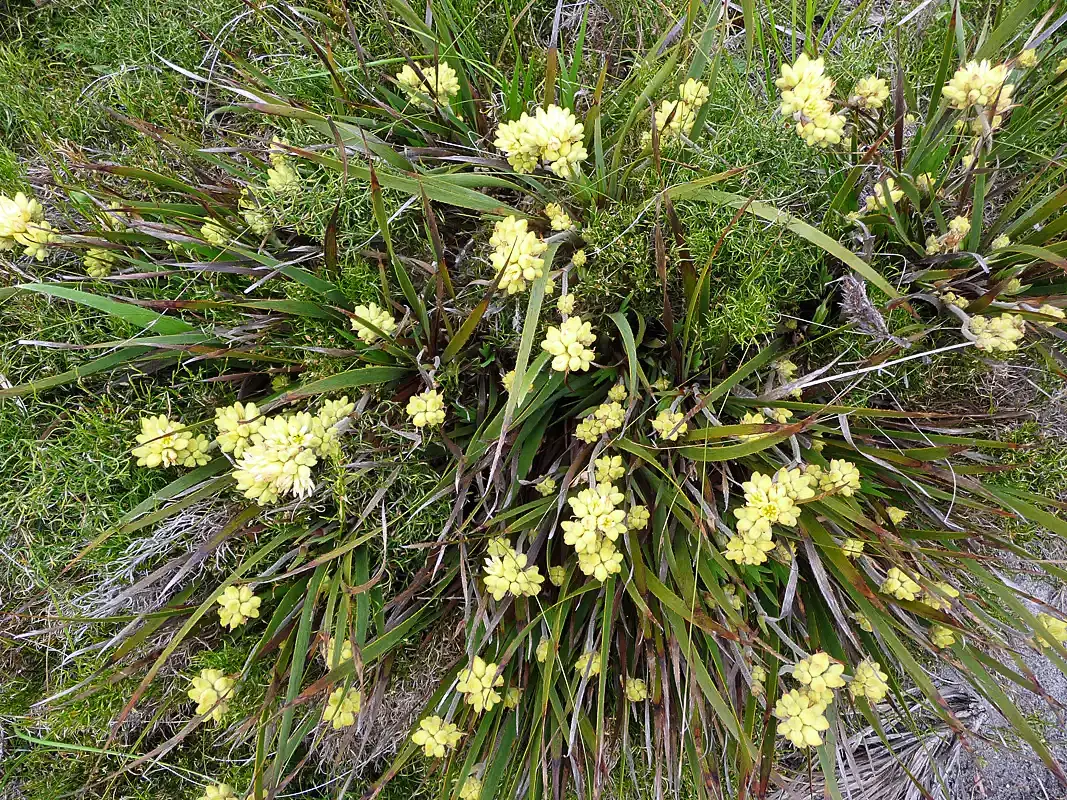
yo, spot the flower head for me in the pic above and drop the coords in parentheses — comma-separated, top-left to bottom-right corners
(652, 409, 686, 441)
(216, 585, 261, 630)
(215, 402, 264, 458)
(396, 62, 460, 107)
(776, 55, 845, 148)
(535, 475, 557, 496)
(200, 784, 236, 800)
(818, 459, 861, 496)
(84, 247, 117, 278)
(920, 580, 960, 611)
(944, 60, 1013, 111)
(851, 75, 889, 108)
(493, 105, 587, 178)
(1035, 613, 1067, 647)
(323, 636, 353, 668)
(574, 651, 601, 678)
(556, 293, 576, 315)
(411, 715, 462, 757)
(738, 412, 767, 441)
(1017, 49, 1038, 69)
(459, 777, 483, 800)
(490, 216, 547, 295)
(841, 538, 865, 558)
(456, 656, 504, 713)
(967, 313, 1026, 352)
(849, 658, 889, 702)
(626, 504, 650, 530)
(594, 454, 625, 483)
(15, 220, 56, 260)
(0, 192, 44, 247)
(542, 316, 596, 372)
(133, 415, 211, 469)
(545, 203, 575, 231)
(233, 412, 328, 505)
(201, 220, 230, 247)
(407, 388, 446, 428)
(323, 686, 362, 728)
(188, 669, 235, 723)
(793, 651, 846, 694)
(548, 565, 566, 586)
(562, 483, 627, 552)
(625, 677, 648, 702)
(483, 546, 544, 600)
(774, 688, 830, 748)
(351, 303, 397, 343)
(864, 177, 904, 212)
(536, 637, 551, 663)
(881, 567, 921, 601)
(572, 248, 587, 267)
(576, 537, 624, 580)
(930, 624, 956, 649)
(266, 160, 300, 193)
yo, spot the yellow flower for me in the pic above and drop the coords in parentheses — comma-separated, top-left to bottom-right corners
(536, 637, 551, 663)
(849, 658, 889, 702)
(323, 636, 353, 668)
(818, 459, 861, 496)
(1058, 56, 1067, 75)
(921, 580, 960, 612)
(545, 203, 575, 231)
(84, 247, 117, 278)
(1035, 612, 1067, 647)
(548, 565, 566, 586)
(967, 313, 1026, 352)
(750, 664, 767, 685)
(723, 583, 743, 610)
(793, 651, 846, 696)
(625, 677, 648, 702)
(216, 585, 262, 630)
(626, 504, 650, 530)
(1035, 304, 1066, 328)
(774, 688, 830, 748)
(851, 611, 873, 632)
(406, 388, 446, 428)
(841, 538, 864, 558)
(571, 248, 587, 267)
(200, 783, 236, 800)
(0, 191, 44, 247)
(574, 651, 601, 678)
(201, 220, 230, 247)
(576, 537, 624, 580)
(535, 476, 557, 496)
(652, 409, 686, 441)
(240, 190, 272, 236)
(776, 55, 845, 148)
(608, 383, 628, 403)
(483, 546, 544, 600)
(881, 567, 921, 601)
(851, 75, 889, 108)
(456, 656, 504, 713)
(562, 483, 627, 552)
(214, 402, 264, 458)
(768, 407, 793, 424)
(575, 400, 626, 443)
(323, 686, 362, 728)
(266, 160, 300, 193)
(930, 624, 956, 649)
(944, 60, 1013, 111)
(411, 715, 462, 757)
(941, 291, 970, 309)
(493, 105, 587, 178)
(738, 412, 767, 441)
(317, 397, 354, 430)
(459, 776, 483, 800)
(594, 454, 625, 483)
(1018, 49, 1038, 69)
(991, 233, 1011, 250)
(15, 220, 57, 260)
(556, 293, 576, 315)
(542, 315, 596, 372)
(490, 216, 547, 295)
(188, 669, 235, 723)
(233, 412, 327, 505)
(351, 302, 397, 343)
(486, 537, 512, 558)
(502, 686, 521, 709)
(864, 177, 904, 212)
(396, 62, 460, 107)
(733, 472, 801, 553)
(132, 415, 211, 469)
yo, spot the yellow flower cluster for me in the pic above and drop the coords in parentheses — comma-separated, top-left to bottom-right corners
(575, 400, 624, 443)
(84, 247, 117, 278)
(266, 140, 300, 193)
(542, 315, 596, 373)
(1035, 612, 1067, 647)
(1034, 304, 1066, 327)
(411, 715, 462, 757)
(395, 61, 460, 107)
(930, 624, 956, 649)
(944, 60, 1013, 113)
(967, 313, 1026, 352)
(571, 248, 587, 267)
(456, 656, 504, 712)
(323, 686, 362, 728)
(625, 677, 648, 701)
(494, 104, 588, 178)
(774, 689, 831, 748)
(941, 291, 970, 309)
(132, 415, 211, 469)
(407, 388, 447, 428)
(503, 687, 521, 708)
(852, 611, 873, 632)
(545, 203, 575, 231)
(881, 567, 921, 601)
(864, 177, 903, 212)
(920, 580, 960, 611)
(240, 189, 272, 236)
(626, 504, 650, 530)
(652, 409, 687, 441)
(459, 777, 483, 800)
(562, 482, 627, 580)
(351, 302, 397, 343)
(887, 506, 908, 524)
(643, 78, 710, 145)
(727, 469, 810, 566)
(199, 783, 235, 800)
(595, 454, 625, 483)
(793, 650, 846, 706)
(841, 538, 865, 558)
(201, 220, 230, 247)
(851, 75, 889, 109)
(556, 293, 576, 315)
(777, 55, 846, 148)
(574, 651, 601, 678)
(738, 412, 767, 441)
(1018, 49, 1038, 69)
(489, 216, 547, 294)
(849, 657, 889, 702)
(482, 543, 544, 600)
(817, 459, 862, 496)
(216, 585, 262, 630)
(548, 565, 566, 586)
(214, 402, 264, 458)
(0, 191, 56, 261)
(188, 669, 235, 723)
(926, 215, 972, 255)
(232, 399, 352, 505)
(324, 636, 353, 667)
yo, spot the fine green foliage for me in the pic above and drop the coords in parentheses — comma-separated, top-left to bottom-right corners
(4, 1, 1067, 799)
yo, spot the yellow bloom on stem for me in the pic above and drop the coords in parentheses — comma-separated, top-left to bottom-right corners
(16, 220, 56, 260)
(490, 216, 547, 295)
(774, 688, 830, 748)
(456, 656, 504, 713)
(407, 389, 446, 428)
(200, 783, 236, 800)
(594, 454, 625, 483)
(541, 315, 596, 372)
(921, 581, 960, 612)
(216, 585, 261, 630)
(571, 248, 586, 267)
(396, 61, 460, 107)
(1035, 612, 1067, 647)
(625, 677, 648, 701)
(576, 537, 624, 580)
(324, 636, 353, 667)
(411, 715, 462, 757)
(0, 191, 44, 247)
(574, 651, 601, 678)
(626, 504, 650, 530)
(793, 651, 846, 695)
(556, 293, 576, 315)
(930, 624, 956, 649)
(851, 75, 889, 108)
(841, 538, 865, 558)
(608, 383, 628, 403)
(563, 483, 627, 552)
(849, 658, 889, 702)
(548, 565, 566, 586)
(944, 60, 1013, 111)
(351, 302, 397, 343)
(652, 409, 687, 441)
(214, 402, 264, 458)
(459, 776, 483, 800)
(864, 177, 904, 212)
(493, 105, 587, 178)
(132, 415, 211, 469)
(323, 686, 361, 729)
(967, 313, 1026, 352)
(232, 412, 327, 505)
(1035, 304, 1066, 327)
(536, 637, 551, 663)
(881, 567, 921, 601)
(201, 220, 230, 247)
(737, 412, 767, 441)
(545, 203, 575, 231)
(266, 160, 300, 193)
(1017, 49, 1038, 69)
(84, 247, 117, 278)
(188, 669, 235, 723)
(535, 476, 557, 496)
(503, 686, 521, 709)
(482, 546, 544, 600)
(818, 459, 861, 496)
(852, 611, 873, 632)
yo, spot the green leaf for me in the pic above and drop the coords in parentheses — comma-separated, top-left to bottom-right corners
(18, 283, 195, 334)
